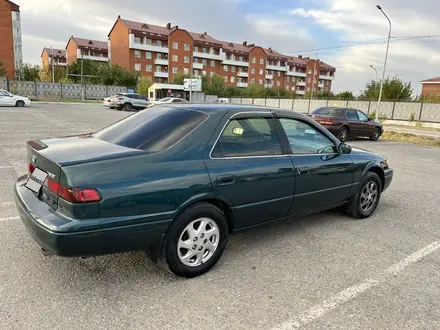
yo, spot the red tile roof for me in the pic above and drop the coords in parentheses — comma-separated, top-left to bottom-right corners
(221, 41, 250, 53)
(320, 61, 336, 71)
(264, 48, 288, 59)
(287, 56, 309, 66)
(72, 37, 108, 50)
(189, 32, 222, 46)
(421, 77, 440, 83)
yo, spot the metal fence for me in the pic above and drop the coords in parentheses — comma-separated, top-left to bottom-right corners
(0, 77, 127, 100)
(228, 97, 440, 123)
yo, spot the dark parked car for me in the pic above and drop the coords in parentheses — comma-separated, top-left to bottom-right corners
(307, 107, 383, 142)
(15, 105, 393, 278)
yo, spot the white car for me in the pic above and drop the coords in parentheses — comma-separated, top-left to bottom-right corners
(148, 97, 189, 107)
(214, 98, 230, 104)
(0, 90, 31, 107)
(103, 93, 150, 111)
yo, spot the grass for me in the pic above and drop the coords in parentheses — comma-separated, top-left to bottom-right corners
(384, 123, 440, 131)
(382, 131, 440, 147)
(30, 98, 101, 103)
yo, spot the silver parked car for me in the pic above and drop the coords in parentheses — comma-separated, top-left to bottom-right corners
(103, 93, 149, 111)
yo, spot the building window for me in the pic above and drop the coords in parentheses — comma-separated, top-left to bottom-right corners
(145, 38, 152, 45)
(260, 58, 264, 65)
(210, 71, 215, 78)
(308, 69, 312, 74)
(184, 56, 190, 63)
(184, 68, 189, 74)
(172, 55, 178, 62)
(251, 68, 255, 74)
(252, 57, 256, 63)
(224, 65, 228, 72)
(134, 50, 141, 58)
(146, 52, 152, 59)
(308, 78, 311, 83)
(194, 69, 199, 76)
(184, 44, 190, 51)
(211, 60, 215, 67)
(258, 79, 263, 85)
(173, 42, 178, 49)
(172, 67, 178, 73)
(286, 85, 290, 90)
(231, 66, 235, 72)
(202, 59, 207, 66)
(307, 87, 310, 92)
(202, 70, 207, 76)
(194, 46, 198, 52)
(276, 81, 280, 87)
(277, 71, 281, 77)
(134, 36, 142, 44)
(146, 64, 152, 72)
(194, 58, 199, 63)
(259, 69, 263, 75)
(134, 63, 141, 71)
(251, 78, 255, 84)
(239, 56, 243, 62)
(231, 76, 235, 83)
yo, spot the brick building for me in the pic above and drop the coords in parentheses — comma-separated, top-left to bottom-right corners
(108, 16, 335, 95)
(421, 77, 440, 97)
(41, 48, 67, 69)
(0, 0, 22, 79)
(65, 36, 109, 65)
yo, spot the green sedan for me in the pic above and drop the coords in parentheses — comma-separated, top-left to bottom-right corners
(15, 105, 393, 278)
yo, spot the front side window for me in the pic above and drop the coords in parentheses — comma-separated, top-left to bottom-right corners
(346, 110, 359, 120)
(211, 117, 282, 158)
(279, 118, 335, 154)
(357, 111, 369, 121)
(94, 107, 208, 152)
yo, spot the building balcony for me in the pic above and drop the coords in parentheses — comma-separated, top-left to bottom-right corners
(296, 90, 305, 95)
(154, 71, 168, 78)
(193, 50, 225, 61)
(319, 74, 335, 80)
(296, 81, 306, 86)
(237, 82, 248, 88)
(237, 71, 248, 78)
(129, 34, 168, 53)
(222, 59, 249, 67)
(265, 74, 273, 80)
(154, 58, 168, 65)
(286, 71, 306, 77)
(82, 55, 108, 62)
(193, 62, 203, 70)
(266, 64, 287, 72)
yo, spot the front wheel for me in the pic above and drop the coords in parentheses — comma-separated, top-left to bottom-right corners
(163, 202, 228, 278)
(370, 128, 381, 141)
(346, 172, 382, 219)
(123, 103, 132, 111)
(16, 100, 25, 107)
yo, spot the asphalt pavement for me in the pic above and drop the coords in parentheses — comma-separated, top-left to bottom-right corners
(1, 104, 440, 330)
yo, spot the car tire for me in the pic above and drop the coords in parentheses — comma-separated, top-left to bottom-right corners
(163, 202, 228, 278)
(123, 103, 132, 111)
(370, 128, 381, 141)
(338, 126, 348, 142)
(346, 171, 382, 219)
(15, 100, 25, 107)
(109, 106, 115, 109)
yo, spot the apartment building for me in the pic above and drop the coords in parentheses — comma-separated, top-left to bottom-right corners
(66, 36, 109, 65)
(420, 77, 440, 97)
(41, 48, 67, 69)
(0, 0, 22, 79)
(108, 16, 336, 95)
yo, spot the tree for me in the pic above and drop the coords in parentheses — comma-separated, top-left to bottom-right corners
(17, 63, 41, 81)
(137, 76, 153, 96)
(172, 72, 190, 85)
(335, 91, 355, 100)
(362, 77, 412, 101)
(205, 74, 226, 95)
(0, 61, 6, 76)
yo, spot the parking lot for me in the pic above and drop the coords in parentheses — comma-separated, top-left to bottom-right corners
(1, 103, 440, 330)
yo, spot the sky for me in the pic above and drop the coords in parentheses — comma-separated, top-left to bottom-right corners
(17, 0, 440, 94)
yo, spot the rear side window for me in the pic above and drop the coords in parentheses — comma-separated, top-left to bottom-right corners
(211, 117, 282, 158)
(94, 107, 208, 152)
(313, 107, 344, 117)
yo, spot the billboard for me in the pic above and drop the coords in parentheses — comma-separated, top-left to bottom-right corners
(184, 78, 202, 92)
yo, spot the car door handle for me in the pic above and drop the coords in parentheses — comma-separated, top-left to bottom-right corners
(297, 166, 309, 174)
(217, 175, 235, 185)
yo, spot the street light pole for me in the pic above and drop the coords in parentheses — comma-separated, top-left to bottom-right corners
(370, 64, 378, 96)
(376, 5, 391, 121)
(51, 46, 55, 83)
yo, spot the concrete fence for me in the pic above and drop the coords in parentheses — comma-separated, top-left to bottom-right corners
(0, 77, 127, 100)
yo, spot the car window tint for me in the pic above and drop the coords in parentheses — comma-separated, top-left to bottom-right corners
(172, 99, 181, 103)
(211, 118, 282, 158)
(312, 107, 343, 116)
(0, 91, 7, 96)
(279, 118, 336, 154)
(357, 111, 369, 121)
(93, 107, 208, 152)
(346, 110, 359, 120)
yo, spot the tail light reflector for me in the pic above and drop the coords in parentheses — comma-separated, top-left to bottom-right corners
(44, 177, 101, 203)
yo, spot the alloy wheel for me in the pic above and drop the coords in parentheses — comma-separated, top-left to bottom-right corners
(177, 217, 220, 267)
(360, 181, 378, 213)
(339, 128, 348, 142)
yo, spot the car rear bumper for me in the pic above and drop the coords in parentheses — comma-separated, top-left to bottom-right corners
(383, 168, 393, 191)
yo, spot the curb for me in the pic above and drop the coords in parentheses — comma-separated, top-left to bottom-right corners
(32, 102, 101, 105)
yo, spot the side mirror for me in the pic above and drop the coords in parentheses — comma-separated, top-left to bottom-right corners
(338, 142, 352, 154)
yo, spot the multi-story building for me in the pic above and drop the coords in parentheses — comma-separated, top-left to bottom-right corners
(65, 36, 109, 65)
(420, 77, 440, 97)
(108, 16, 336, 95)
(0, 0, 22, 79)
(41, 48, 67, 69)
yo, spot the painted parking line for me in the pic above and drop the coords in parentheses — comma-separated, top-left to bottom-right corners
(0, 216, 20, 222)
(271, 241, 440, 330)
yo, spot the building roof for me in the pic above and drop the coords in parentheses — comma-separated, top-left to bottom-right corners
(221, 41, 250, 53)
(120, 19, 171, 35)
(320, 61, 336, 71)
(71, 37, 108, 50)
(421, 77, 440, 84)
(7, 1, 20, 12)
(189, 32, 223, 46)
(264, 48, 288, 59)
(41, 48, 66, 58)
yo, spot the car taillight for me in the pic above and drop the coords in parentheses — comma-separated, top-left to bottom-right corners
(29, 162, 35, 173)
(322, 119, 333, 125)
(44, 177, 101, 203)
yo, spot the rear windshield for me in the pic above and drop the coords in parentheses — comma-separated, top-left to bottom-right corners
(93, 107, 208, 152)
(312, 107, 344, 117)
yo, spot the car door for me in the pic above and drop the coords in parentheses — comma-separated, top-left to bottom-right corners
(356, 110, 375, 136)
(345, 109, 361, 136)
(204, 112, 295, 230)
(0, 91, 13, 106)
(276, 116, 355, 216)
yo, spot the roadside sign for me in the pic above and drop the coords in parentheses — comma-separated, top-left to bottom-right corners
(184, 78, 202, 92)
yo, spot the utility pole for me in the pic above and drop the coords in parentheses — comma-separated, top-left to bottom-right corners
(370, 64, 378, 96)
(376, 5, 392, 121)
(51, 46, 55, 83)
(80, 52, 84, 101)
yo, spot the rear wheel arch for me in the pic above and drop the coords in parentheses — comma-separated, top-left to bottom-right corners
(341, 124, 350, 132)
